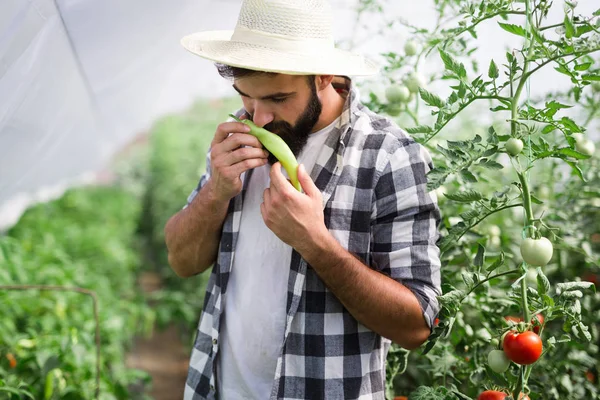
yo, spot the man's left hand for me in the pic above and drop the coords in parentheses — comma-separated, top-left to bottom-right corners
(261, 163, 328, 254)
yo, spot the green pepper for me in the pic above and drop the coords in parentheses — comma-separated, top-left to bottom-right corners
(229, 114, 302, 191)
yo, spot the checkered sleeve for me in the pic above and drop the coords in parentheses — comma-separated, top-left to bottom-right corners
(371, 138, 442, 329)
(184, 150, 211, 208)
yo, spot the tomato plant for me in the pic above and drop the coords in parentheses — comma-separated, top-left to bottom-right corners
(355, 0, 600, 398)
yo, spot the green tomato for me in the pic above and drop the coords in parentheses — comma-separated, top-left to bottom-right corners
(575, 139, 595, 156)
(571, 132, 584, 143)
(505, 138, 524, 156)
(386, 103, 403, 116)
(520, 237, 553, 267)
(404, 40, 419, 56)
(488, 349, 511, 373)
(488, 225, 501, 237)
(385, 85, 411, 103)
(592, 81, 600, 92)
(406, 72, 426, 93)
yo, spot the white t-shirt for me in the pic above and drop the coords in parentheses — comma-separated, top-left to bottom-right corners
(217, 117, 339, 399)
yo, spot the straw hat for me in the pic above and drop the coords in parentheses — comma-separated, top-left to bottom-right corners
(180, 0, 379, 76)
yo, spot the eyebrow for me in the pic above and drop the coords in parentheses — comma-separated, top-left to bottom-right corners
(232, 84, 295, 100)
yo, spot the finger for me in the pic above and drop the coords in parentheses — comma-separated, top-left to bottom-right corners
(213, 122, 251, 144)
(269, 162, 291, 193)
(262, 187, 271, 207)
(220, 133, 265, 153)
(224, 146, 269, 166)
(229, 157, 269, 178)
(297, 164, 319, 198)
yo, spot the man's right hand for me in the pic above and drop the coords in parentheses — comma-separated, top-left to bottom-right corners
(207, 121, 269, 202)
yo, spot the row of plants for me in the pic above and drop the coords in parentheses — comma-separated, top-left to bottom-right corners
(0, 187, 154, 399)
(0, 96, 240, 398)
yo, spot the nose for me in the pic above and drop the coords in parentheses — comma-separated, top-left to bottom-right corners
(250, 103, 274, 128)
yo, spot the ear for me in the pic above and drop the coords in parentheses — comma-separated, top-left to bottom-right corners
(316, 75, 335, 91)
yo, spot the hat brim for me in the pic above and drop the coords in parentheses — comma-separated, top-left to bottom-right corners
(180, 31, 379, 77)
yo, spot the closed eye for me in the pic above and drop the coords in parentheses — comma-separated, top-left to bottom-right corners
(270, 97, 287, 104)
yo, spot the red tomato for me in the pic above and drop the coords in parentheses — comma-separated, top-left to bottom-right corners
(434, 318, 440, 326)
(393, 397, 408, 400)
(503, 331, 543, 365)
(6, 353, 17, 369)
(478, 391, 507, 400)
(477, 391, 529, 400)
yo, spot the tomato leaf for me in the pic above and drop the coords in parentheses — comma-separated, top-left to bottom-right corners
(581, 74, 600, 81)
(486, 252, 505, 273)
(556, 281, 595, 293)
(444, 190, 483, 203)
(460, 169, 478, 183)
(498, 22, 527, 37)
(407, 125, 433, 134)
(564, 15, 575, 38)
(439, 50, 467, 78)
(536, 267, 551, 295)
(419, 88, 445, 108)
(474, 244, 485, 268)
(488, 59, 499, 79)
(574, 62, 592, 71)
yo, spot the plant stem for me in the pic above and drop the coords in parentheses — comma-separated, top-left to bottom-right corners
(467, 269, 522, 295)
(517, 172, 535, 233)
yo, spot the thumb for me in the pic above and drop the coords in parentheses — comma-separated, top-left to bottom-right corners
(298, 164, 318, 197)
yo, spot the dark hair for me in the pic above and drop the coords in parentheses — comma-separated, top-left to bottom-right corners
(215, 63, 315, 86)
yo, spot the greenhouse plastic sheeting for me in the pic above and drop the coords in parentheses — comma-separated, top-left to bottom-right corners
(0, 0, 244, 228)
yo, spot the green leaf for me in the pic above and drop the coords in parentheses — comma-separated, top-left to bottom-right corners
(409, 386, 450, 400)
(488, 59, 499, 79)
(594, 8, 600, 16)
(487, 252, 505, 272)
(419, 88, 445, 108)
(462, 271, 475, 287)
(438, 289, 465, 307)
(474, 244, 485, 267)
(444, 190, 483, 203)
(557, 147, 591, 160)
(536, 267, 551, 295)
(530, 194, 543, 204)
(542, 124, 556, 134)
(460, 209, 480, 221)
(407, 125, 433, 134)
(498, 22, 527, 37)
(565, 160, 585, 181)
(478, 160, 504, 170)
(556, 281, 595, 293)
(582, 74, 600, 81)
(578, 322, 592, 342)
(574, 62, 592, 71)
(439, 49, 467, 78)
(564, 14, 575, 38)
(460, 169, 478, 183)
(560, 117, 583, 133)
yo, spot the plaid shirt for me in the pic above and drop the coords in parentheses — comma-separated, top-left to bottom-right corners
(183, 78, 442, 400)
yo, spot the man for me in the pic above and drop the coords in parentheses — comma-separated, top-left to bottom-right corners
(165, 1, 442, 399)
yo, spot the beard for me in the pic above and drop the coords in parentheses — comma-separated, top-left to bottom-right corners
(258, 82, 322, 165)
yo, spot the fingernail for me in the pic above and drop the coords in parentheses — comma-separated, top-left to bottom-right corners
(243, 125, 251, 132)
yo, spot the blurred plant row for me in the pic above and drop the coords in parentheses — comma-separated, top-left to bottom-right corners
(0, 97, 241, 399)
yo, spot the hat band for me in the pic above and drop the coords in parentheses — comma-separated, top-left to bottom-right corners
(230, 25, 334, 54)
